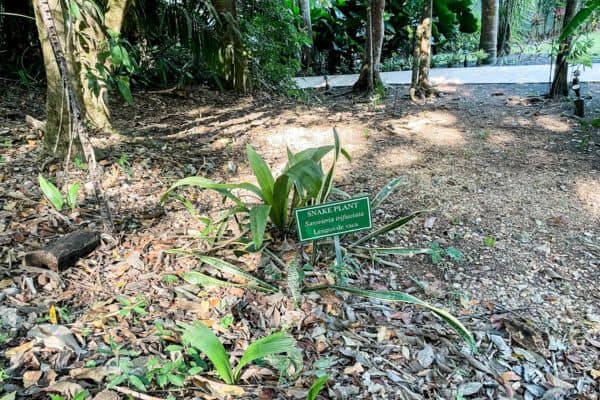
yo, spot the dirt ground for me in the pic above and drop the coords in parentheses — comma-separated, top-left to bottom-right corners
(0, 82, 599, 399)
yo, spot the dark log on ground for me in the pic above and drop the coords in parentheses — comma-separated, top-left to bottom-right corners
(574, 99, 585, 117)
(25, 230, 101, 271)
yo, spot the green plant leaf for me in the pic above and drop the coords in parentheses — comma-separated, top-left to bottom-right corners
(560, 5, 596, 40)
(66, 182, 80, 210)
(318, 128, 342, 203)
(250, 204, 271, 248)
(306, 375, 329, 400)
(160, 176, 262, 208)
(303, 285, 475, 349)
(445, 247, 464, 262)
(270, 174, 292, 227)
(128, 375, 147, 392)
(38, 175, 64, 210)
(183, 271, 244, 288)
(371, 176, 406, 209)
(167, 251, 278, 293)
(233, 332, 296, 381)
(180, 322, 234, 384)
(117, 76, 133, 104)
(247, 145, 274, 204)
(285, 158, 324, 199)
(349, 210, 426, 247)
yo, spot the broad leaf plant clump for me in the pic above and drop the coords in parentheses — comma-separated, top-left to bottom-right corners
(161, 128, 476, 390)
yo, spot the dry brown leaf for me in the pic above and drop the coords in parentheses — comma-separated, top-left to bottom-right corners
(44, 381, 85, 397)
(22, 370, 42, 388)
(191, 376, 245, 396)
(590, 369, 600, 380)
(499, 370, 521, 384)
(93, 390, 119, 400)
(343, 362, 364, 375)
(69, 366, 121, 383)
(5, 340, 35, 358)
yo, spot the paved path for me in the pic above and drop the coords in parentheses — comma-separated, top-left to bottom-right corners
(293, 63, 600, 88)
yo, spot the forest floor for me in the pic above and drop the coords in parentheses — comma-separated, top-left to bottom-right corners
(0, 82, 599, 400)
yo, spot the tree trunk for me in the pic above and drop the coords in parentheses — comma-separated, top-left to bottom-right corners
(33, 0, 81, 156)
(353, 0, 385, 93)
(497, 0, 513, 57)
(410, 0, 437, 100)
(33, 0, 129, 157)
(550, 0, 579, 98)
(479, 0, 499, 64)
(299, 0, 312, 68)
(212, 0, 249, 92)
(78, 0, 129, 134)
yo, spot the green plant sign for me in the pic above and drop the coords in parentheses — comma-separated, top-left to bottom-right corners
(294, 196, 372, 242)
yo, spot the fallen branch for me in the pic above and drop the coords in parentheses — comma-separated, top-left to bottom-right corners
(25, 230, 100, 271)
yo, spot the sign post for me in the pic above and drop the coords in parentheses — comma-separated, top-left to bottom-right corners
(294, 196, 372, 266)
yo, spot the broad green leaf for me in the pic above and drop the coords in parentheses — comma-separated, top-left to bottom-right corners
(128, 375, 147, 392)
(117, 76, 133, 104)
(68, 0, 80, 18)
(66, 182, 80, 209)
(110, 44, 125, 66)
(289, 145, 333, 166)
(349, 210, 426, 247)
(180, 322, 234, 384)
(303, 285, 475, 349)
(560, 5, 596, 40)
(371, 176, 406, 209)
(38, 175, 64, 210)
(270, 174, 292, 227)
(247, 145, 274, 204)
(233, 332, 296, 381)
(285, 159, 324, 198)
(167, 373, 185, 387)
(0, 393, 16, 400)
(250, 204, 271, 248)
(307, 375, 329, 400)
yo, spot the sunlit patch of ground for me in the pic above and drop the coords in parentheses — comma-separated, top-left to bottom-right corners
(486, 130, 516, 147)
(575, 176, 600, 218)
(379, 146, 423, 168)
(534, 115, 571, 133)
(385, 111, 466, 147)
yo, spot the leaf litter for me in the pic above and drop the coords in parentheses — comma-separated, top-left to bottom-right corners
(0, 83, 599, 398)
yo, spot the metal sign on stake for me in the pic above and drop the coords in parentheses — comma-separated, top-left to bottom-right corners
(294, 196, 372, 267)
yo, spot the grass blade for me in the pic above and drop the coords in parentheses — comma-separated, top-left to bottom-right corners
(371, 176, 406, 209)
(366, 247, 432, 257)
(250, 204, 271, 249)
(38, 175, 64, 210)
(303, 285, 475, 350)
(180, 322, 234, 384)
(233, 332, 296, 381)
(247, 145, 274, 204)
(349, 210, 426, 248)
(307, 375, 329, 400)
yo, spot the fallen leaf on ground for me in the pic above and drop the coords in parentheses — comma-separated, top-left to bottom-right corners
(343, 362, 364, 375)
(191, 376, 245, 396)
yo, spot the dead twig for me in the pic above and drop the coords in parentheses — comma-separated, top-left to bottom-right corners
(114, 386, 167, 400)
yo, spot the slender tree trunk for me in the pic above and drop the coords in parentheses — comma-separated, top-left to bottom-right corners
(212, 0, 249, 92)
(550, 0, 579, 98)
(479, 0, 499, 64)
(353, 0, 385, 93)
(299, 0, 313, 68)
(497, 0, 513, 56)
(410, 0, 437, 100)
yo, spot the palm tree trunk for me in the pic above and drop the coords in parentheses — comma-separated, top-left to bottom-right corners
(479, 0, 499, 64)
(299, 0, 313, 68)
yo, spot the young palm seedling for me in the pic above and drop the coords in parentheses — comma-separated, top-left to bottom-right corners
(180, 322, 300, 385)
(38, 175, 81, 211)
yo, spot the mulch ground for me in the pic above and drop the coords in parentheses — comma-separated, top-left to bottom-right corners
(0, 81, 599, 399)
